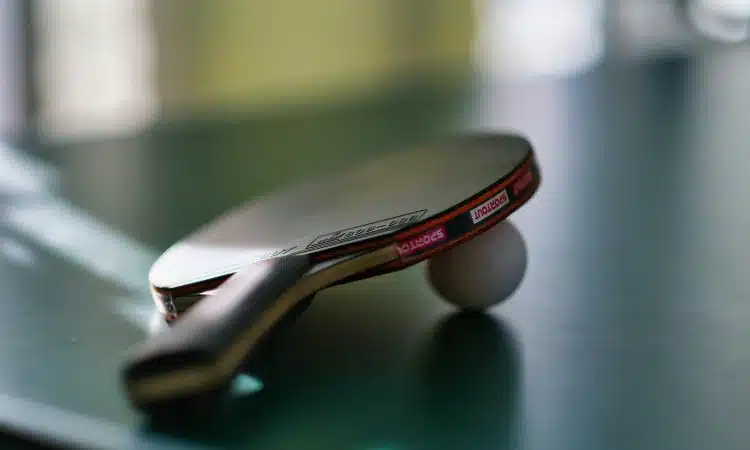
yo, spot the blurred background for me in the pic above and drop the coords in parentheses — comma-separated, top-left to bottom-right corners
(1, 2, 750, 447)
(1, 0, 747, 142)
(0, 0, 749, 302)
(0, 0, 748, 251)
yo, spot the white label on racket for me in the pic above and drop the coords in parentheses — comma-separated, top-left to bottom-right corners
(470, 190, 509, 224)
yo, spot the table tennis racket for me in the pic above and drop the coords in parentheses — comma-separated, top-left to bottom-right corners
(122, 132, 541, 416)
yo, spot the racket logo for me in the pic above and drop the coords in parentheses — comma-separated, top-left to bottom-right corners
(470, 190, 509, 224)
(397, 226, 447, 258)
(306, 210, 427, 251)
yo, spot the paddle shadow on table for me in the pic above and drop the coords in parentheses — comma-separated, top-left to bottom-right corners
(143, 309, 522, 450)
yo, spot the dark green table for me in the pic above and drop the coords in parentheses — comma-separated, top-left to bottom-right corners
(1, 50, 750, 449)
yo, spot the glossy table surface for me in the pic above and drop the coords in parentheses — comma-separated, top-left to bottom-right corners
(2, 48, 750, 449)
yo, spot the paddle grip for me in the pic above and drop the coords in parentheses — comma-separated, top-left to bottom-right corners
(122, 255, 313, 412)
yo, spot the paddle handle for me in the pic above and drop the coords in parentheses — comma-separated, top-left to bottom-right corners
(122, 255, 313, 413)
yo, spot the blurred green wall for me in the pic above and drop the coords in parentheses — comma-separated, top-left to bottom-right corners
(150, 0, 476, 115)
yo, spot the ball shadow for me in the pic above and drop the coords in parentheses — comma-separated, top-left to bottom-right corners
(409, 311, 521, 449)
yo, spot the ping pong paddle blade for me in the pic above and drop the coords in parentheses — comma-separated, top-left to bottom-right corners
(122, 255, 312, 413)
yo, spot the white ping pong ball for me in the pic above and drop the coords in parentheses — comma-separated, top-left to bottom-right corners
(425, 220, 527, 311)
